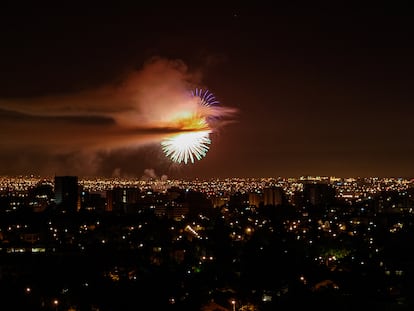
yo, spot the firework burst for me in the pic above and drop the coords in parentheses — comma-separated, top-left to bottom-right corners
(161, 88, 219, 164)
(191, 88, 220, 107)
(161, 130, 211, 164)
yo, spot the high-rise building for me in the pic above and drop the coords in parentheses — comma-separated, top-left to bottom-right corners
(248, 192, 262, 207)
(54, 176, 80, 213)
(302, 182, 336, 206)
(106, 187, 140, 213)
(263, 186, 285, 206)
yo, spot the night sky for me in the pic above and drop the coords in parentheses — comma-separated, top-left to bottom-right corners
(1, 2, 414, 179)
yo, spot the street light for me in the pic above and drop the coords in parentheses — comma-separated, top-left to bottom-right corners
(231, 299, 236, 311)
(53, 299, 59, 311)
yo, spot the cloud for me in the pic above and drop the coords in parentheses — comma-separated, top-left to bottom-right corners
(0, 57, 238, 176)
(141, 168, 158, 180)
(112, 168, 122, 177)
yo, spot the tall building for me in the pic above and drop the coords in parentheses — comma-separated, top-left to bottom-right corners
(106, 187, 140, 213)
(54, 176, 80, 213)
(263, 186, 285, 206)
(302, 182, 336, 206)
(248, 192, 262, 207)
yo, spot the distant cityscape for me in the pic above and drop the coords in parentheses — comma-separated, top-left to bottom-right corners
(2, 174, 413, 205)
(1, 175, 414, 310)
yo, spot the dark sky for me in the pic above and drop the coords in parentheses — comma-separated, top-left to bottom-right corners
(1, 2, 414, 179)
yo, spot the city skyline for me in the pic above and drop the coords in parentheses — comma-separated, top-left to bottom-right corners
(0, 165, 413, 310)
(1, 3, 414, 179)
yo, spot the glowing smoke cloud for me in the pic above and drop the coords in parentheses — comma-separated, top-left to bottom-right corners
(0, 57, 238, 175)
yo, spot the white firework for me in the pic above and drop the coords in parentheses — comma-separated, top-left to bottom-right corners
(161, 130, 211, 164)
